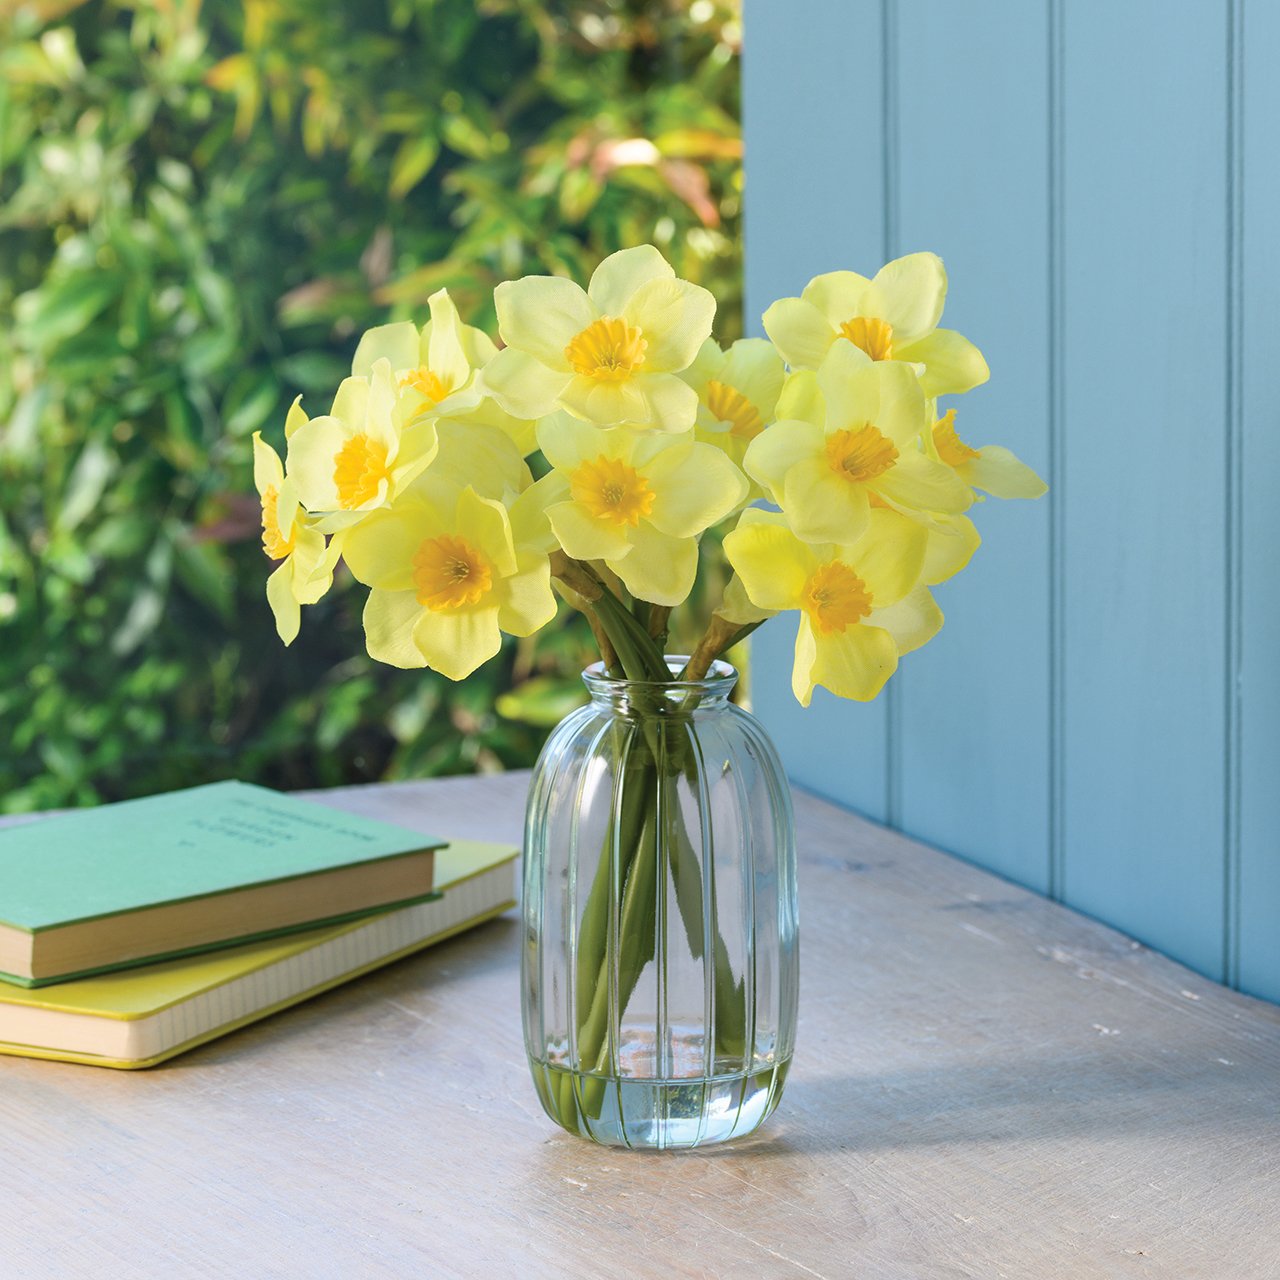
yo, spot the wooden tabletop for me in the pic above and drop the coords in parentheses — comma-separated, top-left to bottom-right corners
(3, 773, 1278, 1279)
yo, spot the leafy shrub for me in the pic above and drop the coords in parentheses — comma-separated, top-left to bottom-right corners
(0, 0, 742, 812)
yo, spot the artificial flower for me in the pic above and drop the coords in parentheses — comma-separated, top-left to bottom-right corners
(285, 357, 438, 531)
(252, 432, 340, 644)
(929, 408, 1047, 500)
(482, 245, 714, 431)
(530, 412, 747, 606)
(724, 508, 942, 705)
(744, 342, 972, 545)
(352, 288, 494, 421)
(340, 484, 556, 679)
(762, 251, 989, 397)
(681, 337, 786, 472)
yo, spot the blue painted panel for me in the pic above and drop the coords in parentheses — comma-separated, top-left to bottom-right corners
(1238, 0, 1280, 1002)
(742, 0, 889, 820)
(1059, 2, 1227, 978)
(892, 1, 1053, 892)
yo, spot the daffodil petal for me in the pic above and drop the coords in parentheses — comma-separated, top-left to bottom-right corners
(720, 338, 786, 417)
(285, 415, 350, 512)
(782, 456, 872, 545)
(509, 476, 562, 554)
(494, 275, 595, 368)
(363, 589, 428, 668)
(413, 605, 502, 680)
(775, 369, 825, 425)
(456, 485, 517, 577)
(587, 244, 674, 314)
(815, 342, 880, 427)
(558, 371, 698, 431)
(867, 361, 929, 447)
(291, 527, 333, 604)
(284, 394, 308, 439)
(742, 419, 824, 498)
(620, 276, 716, 372)
(763, 295, 838, 370)
(330, 375, 370, 426)
(547, 500, 633, 562)
(481, 347, 573, 420)
(810, 623, 898, 702)
(868, 585, 943, 655)
(874, 450, 973, 515)
(266, 561, 300, 645)
(840, 507, 927, 608)
(717, 573, 777, 625)
(723, 519, 814, 612)
(962, 446, 1048, 499)
(341, 507, 424, 591)
(497, 552, 557, 636)
(922, 514, 981, 585)
(426, 289, 473, 394)
(897, 328, 990, 396)
(800, 270, 875, 326)
(608, 522, 697, 606)
(353, 322, 420, 377)
(645, 441, 747, 537)
(791, 614, 818, 707)
(252, 432, 284, 495)
(870, 252, 947, 345)
(536, 412, 627, 471)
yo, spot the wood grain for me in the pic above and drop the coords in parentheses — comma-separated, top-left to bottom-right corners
(2, 773, 1278, 1279)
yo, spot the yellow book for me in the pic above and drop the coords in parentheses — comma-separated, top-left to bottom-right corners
(0, 840, 516, 1070)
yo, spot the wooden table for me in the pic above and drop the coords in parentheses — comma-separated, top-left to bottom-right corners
(3, 774, 1278, 1279)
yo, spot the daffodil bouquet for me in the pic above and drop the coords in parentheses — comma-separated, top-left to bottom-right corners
(254, 245, 1043, 1142)
(255, 245, 1042, 699)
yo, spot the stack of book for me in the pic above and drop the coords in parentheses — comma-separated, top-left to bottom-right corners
(0, 781, 517, 1068)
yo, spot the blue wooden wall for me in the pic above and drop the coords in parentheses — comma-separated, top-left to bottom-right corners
(742, 0, 1280, 1002)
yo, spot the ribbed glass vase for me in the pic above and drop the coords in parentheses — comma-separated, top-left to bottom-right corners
(521, 658, 798, 1150)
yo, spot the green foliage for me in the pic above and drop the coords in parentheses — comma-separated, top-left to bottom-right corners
(0, 0, 742, 813)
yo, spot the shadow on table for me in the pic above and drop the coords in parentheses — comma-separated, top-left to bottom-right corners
(779, 1047, 1280, 1152)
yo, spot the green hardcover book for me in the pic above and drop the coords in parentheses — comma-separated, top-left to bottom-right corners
(0, 781, 443, 986)
(0, 840, 517, 1069)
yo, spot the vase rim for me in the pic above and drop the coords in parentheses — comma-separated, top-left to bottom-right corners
(581, 656, 737, 694)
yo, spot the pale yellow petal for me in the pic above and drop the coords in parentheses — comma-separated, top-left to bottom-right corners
(791, 614, 818, 707)
(775, 369, 825, 425)
(480, 347, 573, 420)
(867, 360, 929, 447)
(810, 623, 898, 702)
(873, 449, 973, 515)
(782, 455, 872, 545)
(412, 605, 502, 680)
(868, 585, 943, 655)
(742, 419, 824, 499)
(680, 336, 725, 396)
(494, 275, 594, 368)
(644, 441, 747, 538)
(456, 485, 517, 577)
(839, 507, 927, 608)
(341, 507, 426, 592)
(922, 513, 981, 585)
(497, 552, 557, 636)
(587, 244, 674, 314)
(897, 328, 990, 396)
(717, 573, 777, 625)
(620, 277, 716, 372)
(330, 374, 370, 426)
(720, 338, 786, 417)
(723, 519, 815, 612)
(547, 500, 633, 562)
(536, 411, 627, 471)
(558, 370, 697, 431)
(265, 561, 300, 645)
(869, 252, 947, 344)
(285, 415, 350, 512)
(363, 588, 428, 669)
(800, 270, 874, 326)
(426, 289, 473, 393)
(284, 394, 308, 439)
(252, 432, 284, 495)
(607, 521, 697, 606)
(962, 446, 1048, 499)
(352, 322, 420, 377)
(762, 295, 838, 370)
(815, 341, 880, 429)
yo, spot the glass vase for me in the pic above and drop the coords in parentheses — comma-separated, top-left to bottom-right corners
(521, 658, 798, 1150)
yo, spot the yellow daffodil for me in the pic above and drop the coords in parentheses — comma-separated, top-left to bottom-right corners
(929, 408, 1047, 500)
(340, 484, 556, 679)
(252, 432, 339, 644)
(482, 245, 714, 431)
(763, 252, 989, 397)
(681, 337, 785, 472)
(724, 508, 942, 705)
(352, 288, 494, 421)
(530, 412, 747, 606)
(920, 513, 982, 586)
(285, 357, 438, 531)
(744, 343, 972, 545)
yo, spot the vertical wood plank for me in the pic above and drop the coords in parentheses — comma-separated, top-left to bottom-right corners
(742, 0, 889, 819)
(1060, 2, 1228, 979)
(891, 0, 1053, 892)
(1237, 0, 1280, 1002)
